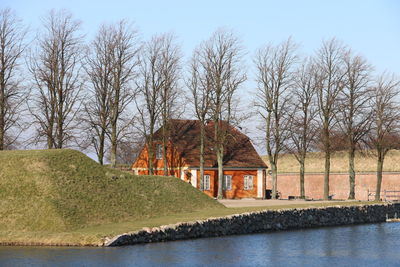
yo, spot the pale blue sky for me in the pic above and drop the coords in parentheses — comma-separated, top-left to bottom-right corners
(3, 0, 400, 74)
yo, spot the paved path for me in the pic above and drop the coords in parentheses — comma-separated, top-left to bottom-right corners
(218, 199, 355, 208)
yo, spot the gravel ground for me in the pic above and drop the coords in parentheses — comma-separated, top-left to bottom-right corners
(218, 199, 359, 208)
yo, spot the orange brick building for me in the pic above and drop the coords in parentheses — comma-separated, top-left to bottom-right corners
(132, 120, 268, 199)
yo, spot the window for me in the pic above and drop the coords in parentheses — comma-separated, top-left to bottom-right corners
(223, 175, 232, 190)
(156, 144, 163, 159)
(202, 175, 210, 191)
(244, 175, 253, 190)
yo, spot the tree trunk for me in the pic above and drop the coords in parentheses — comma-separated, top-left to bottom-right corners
(110, 141, 117, 167)
(98, 131, 105, 165)
(323, 122, 330, 200)
(348, 148, 356, 199)
(162, 125, 168, 176)
(47, 121, 54, 149)
(0, 84, 4, 150)
(110, 121, 117, 168)
(217, 144, 224, 199)
(47, 136, 53, 149)
(0, 57, 4, 150)
(299, 159, 305, 199)
(148, 139, 154, 175)
(56, 119, 63, 148)
(56, 91, 64, 149)
(0, 129, 3, 150)
(0, 113, 4, 150)
(324, 149, 330, 200)
(110, 73, 120, 168)
(199, 122, 205, 190)
(265, 111, 276, 199)
(375, 151, 384, 201)
(270, 162, 278, 199)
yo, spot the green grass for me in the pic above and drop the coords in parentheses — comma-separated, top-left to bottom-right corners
(262, 150, 400, 174)
(0, 149, 222, 245)
(0, 199, 377, 246)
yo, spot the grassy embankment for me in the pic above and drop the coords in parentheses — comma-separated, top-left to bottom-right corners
(262, 150, 400, 174)
(0, 149, 376, 246)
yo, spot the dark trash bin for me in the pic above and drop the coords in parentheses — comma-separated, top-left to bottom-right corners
(266, 189, 272, 199)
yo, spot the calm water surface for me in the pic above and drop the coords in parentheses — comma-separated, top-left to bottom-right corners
(1, 223, 400, 267)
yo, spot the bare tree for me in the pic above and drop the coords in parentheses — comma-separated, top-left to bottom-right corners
(314, 38, 346, 200)
(369, 73, 400, 201)
(81, 24, 114, 164)
(108, 21, 140, 167)
(135, 35, 165, 175)
(0, 9, 27, 150)
(198, 30, 246, 199)
(255, 38, 298, 199)
(287, 58, 319, 199)
(337, 49, 373, 199)
(158, 34, 181, 176)
(29, 10, 83, 149)
(187, 47, 212, 190)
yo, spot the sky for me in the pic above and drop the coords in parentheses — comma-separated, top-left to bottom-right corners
(3, 0, 399, 74)
(2, 0, 400, 153)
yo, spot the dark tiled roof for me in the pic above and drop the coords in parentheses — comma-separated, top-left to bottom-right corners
(154, 119, 267, 169)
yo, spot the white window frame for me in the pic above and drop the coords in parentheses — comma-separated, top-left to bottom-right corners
(202, 175, 210, 191)
(156, 144, 163, 159)
(244, 175, 253, 190)
(223, 175, 232, 191)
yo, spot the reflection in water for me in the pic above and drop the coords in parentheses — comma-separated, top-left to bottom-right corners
(1, 223, 400, 267)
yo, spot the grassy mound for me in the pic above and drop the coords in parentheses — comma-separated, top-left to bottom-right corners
(262, 150, 400, 173)
(0, 149, 222, 233)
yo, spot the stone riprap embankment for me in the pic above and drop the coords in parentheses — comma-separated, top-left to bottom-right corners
(105, 203, 400, 246)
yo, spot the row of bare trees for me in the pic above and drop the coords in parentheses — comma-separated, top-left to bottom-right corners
(255, 38, 400, 201)
(1, 8, 400, 201)
(81, 18, 182, 170)
(0, 9, 182, 170)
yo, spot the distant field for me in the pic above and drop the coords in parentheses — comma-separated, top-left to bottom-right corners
(262, 150, 400, 174)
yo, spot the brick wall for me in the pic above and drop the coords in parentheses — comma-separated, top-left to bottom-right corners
(271, 172, 400, 200)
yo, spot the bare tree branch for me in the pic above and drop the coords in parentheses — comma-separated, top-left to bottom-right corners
(286, 57, 319, 198)
(255, 37, 298, 199)
(187, 45, 213, 190)
(28, 9, 84, 149)
(369, 72, 400, 200)
(106, 20, 140, 167)
(158, 33, 182, 175)
(314, 38, 347, 200)
(79, 24, 114, 164)
(197, 29, 246, 199)
(336, 49, 373, 199)
(0, 8, 27, 150)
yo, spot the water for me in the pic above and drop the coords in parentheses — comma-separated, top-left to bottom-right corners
(1, 223, 400, 267)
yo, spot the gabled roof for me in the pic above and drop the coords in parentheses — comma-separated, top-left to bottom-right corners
(154, 119, 267, 169)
